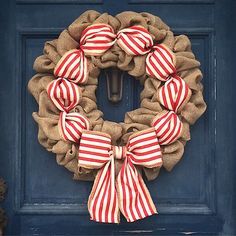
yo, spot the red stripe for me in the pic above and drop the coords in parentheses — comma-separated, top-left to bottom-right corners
(138, 174, 156, 215)
(79, 142, 110, 151)
(60, 54, 80, 78)
(119, 35, 139, 55)
(129, 133, 157, 147)
(54, 52, 74, 76)
(79, 156, 108, 164)
(81, 136, 110, 145)
(153, 112, 171, 133)
(119, 159, 129, 221)
(98, 167, 111, 222)
(167, 120, 182, 144)
(148, 55, 165, 79)
(155, 46, 176, 72)
(79, 149, 109, 158)
(91, 167, 108, 221)
(65, 122, 80, 142)
(153, 51, 170, 76)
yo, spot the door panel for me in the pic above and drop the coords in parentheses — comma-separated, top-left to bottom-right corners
(0, 0, 235, 235)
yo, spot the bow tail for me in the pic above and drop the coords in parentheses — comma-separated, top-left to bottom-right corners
(88, 158, 120, 223)
(116, 159, 157, 222)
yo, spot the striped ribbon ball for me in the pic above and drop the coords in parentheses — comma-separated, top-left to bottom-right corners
(80, 24, 117, 56)
(117, 26, 153, 55)
(47, 78, 81, 113)
(59, 111, 90, 143)
(152, 111, 183, 145)
(158, 75, 191, 113)
(146, 44, 176, 81)
(54, 49, 87, 84)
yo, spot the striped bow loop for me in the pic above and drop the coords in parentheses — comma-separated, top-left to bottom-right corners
(158, 75, 192, 113)
(80, 24, 117, 56)
(116, 128, 162, 222)
(152, 111, 183, 145)
(59, 111, 90, 143)
(117, 26, 153, 55)
(47, 78, 81, 113)
(54, 49, 87, 84)
(78, 131, 119, 223)
(146, 44, 176, 81)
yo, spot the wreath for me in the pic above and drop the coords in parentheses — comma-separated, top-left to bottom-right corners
(28, 10, 206, 224)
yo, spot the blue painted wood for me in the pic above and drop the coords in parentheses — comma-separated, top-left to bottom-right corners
(0, 0, 235, 235)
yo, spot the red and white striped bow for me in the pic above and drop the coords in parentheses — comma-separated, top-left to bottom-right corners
(146, 44, 176, 81)
(158, 75, 191, 113)
(47, 78, 81, 113)
(152, 111, 183, 145)
(78, 128, 162, 223)
(59, 111, 90, 143)
(117, 26, 153, 55)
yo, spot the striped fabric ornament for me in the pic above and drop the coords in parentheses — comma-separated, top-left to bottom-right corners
(152, 111, 183, 145)
(117, 26, 153, 55)
(158, 75, 191, 113)
(78, 128, 162, 223)
(59, 111, 90, 143)
(54, 49, 88, 84)
(146, 44, 176, 81)
(47, 78, 81, 113)
(80, 24, 117, 56)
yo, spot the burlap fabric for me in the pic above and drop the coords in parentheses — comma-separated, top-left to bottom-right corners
(28, 10, 206, 181)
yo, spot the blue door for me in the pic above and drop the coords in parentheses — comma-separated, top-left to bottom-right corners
(1, 0, 235, 235)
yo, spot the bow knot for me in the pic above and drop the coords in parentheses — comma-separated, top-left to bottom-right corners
(112, 145, 127, 160)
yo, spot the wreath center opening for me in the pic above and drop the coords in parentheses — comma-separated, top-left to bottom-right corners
(96, 68, 143, 123)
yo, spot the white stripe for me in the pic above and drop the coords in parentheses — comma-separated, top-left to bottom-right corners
(79, 145, 109, 155)
(158, 46, 173, 64)
(83, 133, 110, 142)
(153, 112, 171, 131)
(117, 37, 135, 55)
(58, 53, 76, 76)
(129, 131, 155, 144)
(154, 49, 173, 74)
(79, 153, 109, 160)
(152, 51, 168, 76)
(130, 152, 162, 163)
(80, 139, 111, 149)
(133, 144, 160, 154)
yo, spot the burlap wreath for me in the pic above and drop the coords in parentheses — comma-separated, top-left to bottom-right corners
(28, 10, 206, 183)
